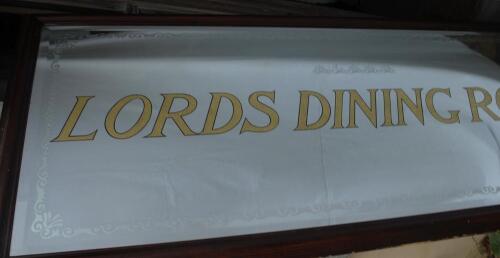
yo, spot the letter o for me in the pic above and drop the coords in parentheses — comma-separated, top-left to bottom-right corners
(105, 95, 152, 139)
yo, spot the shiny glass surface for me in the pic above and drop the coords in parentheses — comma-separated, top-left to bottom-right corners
(10, 26, 500, 255)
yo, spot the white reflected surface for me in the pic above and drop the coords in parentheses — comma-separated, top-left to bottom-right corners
(10, 27, 500, 255)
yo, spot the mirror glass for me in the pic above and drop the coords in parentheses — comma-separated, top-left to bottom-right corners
(10, 26, 500, 255)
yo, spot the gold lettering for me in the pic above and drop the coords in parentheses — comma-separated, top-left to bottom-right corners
(201, 92, 243, 135)
(295, 90, 331, 130)
(105, 95, 152, 139)
(52, 96, 97, 142)
(465, 87, 500, 122)
(395, 88, 424, 126)
(348, 89, 377, 128)
(332, 90, 345, 129)
(425, 88, 460, 124)
(381, 89, 395, 127)
(497, 88, 500, 109)
(146, 94, 197, 137)
(240, 91, 279, 133)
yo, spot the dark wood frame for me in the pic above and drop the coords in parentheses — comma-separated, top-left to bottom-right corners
(1, 15, 500, 258)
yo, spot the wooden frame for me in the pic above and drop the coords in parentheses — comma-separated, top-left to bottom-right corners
(1, 15, 500, 258)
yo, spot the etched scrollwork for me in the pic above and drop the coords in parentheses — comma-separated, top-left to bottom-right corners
(46, 31, 81, 71)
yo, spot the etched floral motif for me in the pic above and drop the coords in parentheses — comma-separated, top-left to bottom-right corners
(31, 212, 62, 239)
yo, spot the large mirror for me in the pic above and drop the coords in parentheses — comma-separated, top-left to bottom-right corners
(10, 25, 500, 256)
